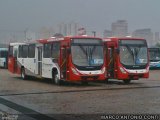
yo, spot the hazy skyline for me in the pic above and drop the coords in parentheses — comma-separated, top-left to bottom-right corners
(0, 0, 160, 37)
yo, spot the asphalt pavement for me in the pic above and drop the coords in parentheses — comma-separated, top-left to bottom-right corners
(0, 69, 160, 120)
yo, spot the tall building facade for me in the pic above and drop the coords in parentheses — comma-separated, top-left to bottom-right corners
(132, 28, 154, 47)
(111, 20, 128, 37)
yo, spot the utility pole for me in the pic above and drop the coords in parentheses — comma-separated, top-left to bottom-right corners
(92, 31, 96, 37)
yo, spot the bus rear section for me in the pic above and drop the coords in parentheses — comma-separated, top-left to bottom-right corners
(0, 48, 8, 68)
(148, 48, 160, 69)
(104, 37, 149, 83)
(8, 43, 25, 74)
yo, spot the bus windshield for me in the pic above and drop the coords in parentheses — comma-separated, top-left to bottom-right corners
(149, 48, 160, 62)
(71, 39, 104, 70)
(119, 40, 148, 68)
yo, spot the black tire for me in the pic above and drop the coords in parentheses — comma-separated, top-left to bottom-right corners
(4, 62, 7, 69)
(123, 79, 131, 84)
(53, 71, 62, 85)
(21, 68, 27, 80)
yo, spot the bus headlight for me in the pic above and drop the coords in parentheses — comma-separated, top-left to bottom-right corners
(71, 67, 79, 75)
(101, 67, 106, 74)
(120, 67, 127, 74)
(147, 66, 150, 72)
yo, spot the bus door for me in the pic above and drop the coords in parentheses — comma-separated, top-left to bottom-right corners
(37, 46, 42, 75)
(107, 43, 115, 78)
(60, 47, 68, 80)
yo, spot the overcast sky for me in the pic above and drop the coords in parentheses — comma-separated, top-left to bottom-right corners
(0, 0, 160, 36)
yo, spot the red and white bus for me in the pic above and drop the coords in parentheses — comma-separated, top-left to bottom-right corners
(104, 37, 149, 83)
(8, 36, 106, 85)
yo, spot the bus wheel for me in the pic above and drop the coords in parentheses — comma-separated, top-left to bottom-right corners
(53, 72, 62, 85)
(4, 62, 7, 68)
(123, 79, 131, 84)
(21, 68, 27, 80)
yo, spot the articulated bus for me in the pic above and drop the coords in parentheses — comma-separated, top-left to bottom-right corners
(148, 47, 160, 69)
(104, 37, 149, 83)
(0, 48, 8, 68)
(8, 36, 106, 85)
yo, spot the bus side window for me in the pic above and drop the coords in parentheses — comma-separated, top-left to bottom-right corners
(52, 42, 60, 59)
(18, 46, 22, 58)
(28, 44, 35, 58)
(22, 45, 28, 58)
(43, 44, 52, 58)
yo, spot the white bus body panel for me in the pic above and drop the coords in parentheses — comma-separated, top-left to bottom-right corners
(0, 58, 5, 67)
(42, 58, 60, 79)
(17, 44, 60, 79)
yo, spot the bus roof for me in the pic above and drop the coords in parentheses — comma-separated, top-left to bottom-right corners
(37, 36, 102, 44)
(148, 47, 160, 50)
(65, 35, 102, 39)
(103, 37, 146, 42)
(104, 37, 145, 40)
(9, 42, 27, 46)
(9, 36, 103, 45)
(0, 48, 8, 51)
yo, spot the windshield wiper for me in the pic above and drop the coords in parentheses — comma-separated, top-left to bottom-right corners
(89, 48, 92, 65)
(126, 45, 134, 62)
(79, 45, 87, 56)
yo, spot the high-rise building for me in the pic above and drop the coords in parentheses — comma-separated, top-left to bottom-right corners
(132, 28, 154, 47)
(111, 20, 128, 37)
